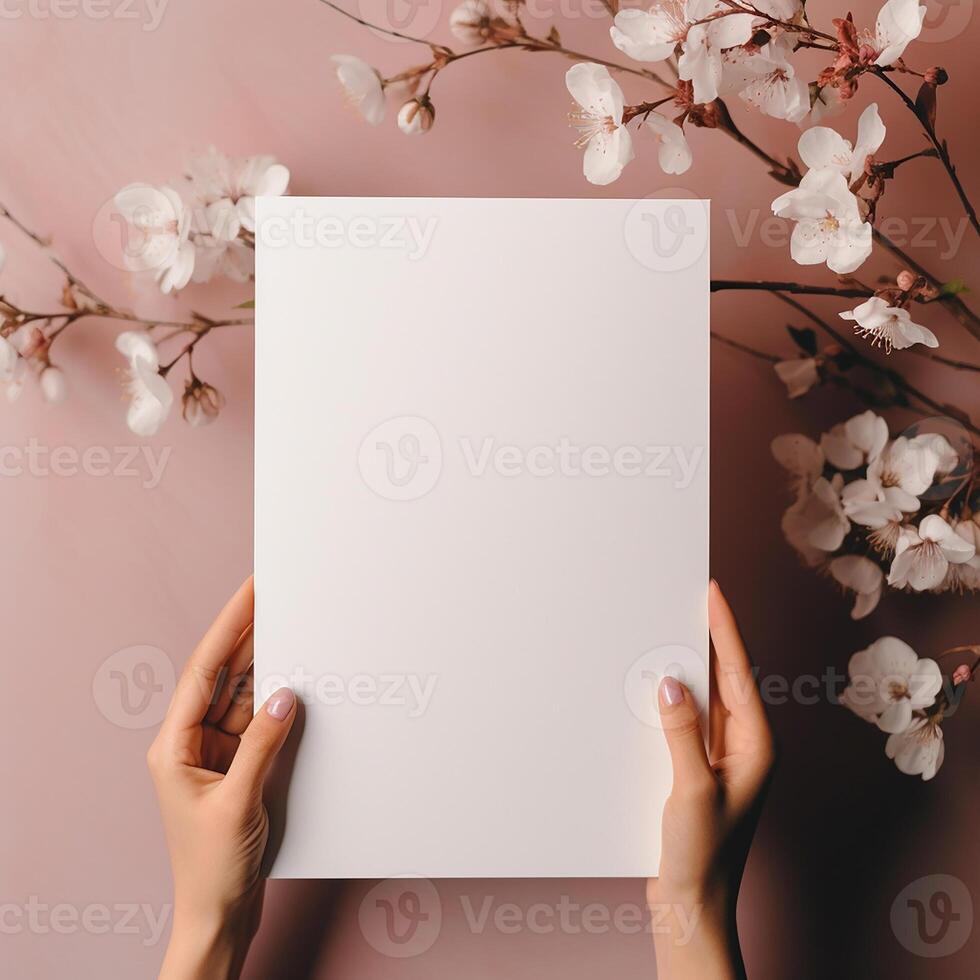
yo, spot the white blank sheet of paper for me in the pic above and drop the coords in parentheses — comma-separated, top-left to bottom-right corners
(254, 196, 710, 878)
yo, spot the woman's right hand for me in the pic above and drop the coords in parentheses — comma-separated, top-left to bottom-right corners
(648, 580, 776, 979)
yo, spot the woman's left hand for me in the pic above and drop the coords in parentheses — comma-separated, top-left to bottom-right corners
(147, 577, 297, 980)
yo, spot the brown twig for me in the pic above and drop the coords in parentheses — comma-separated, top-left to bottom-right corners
(772, 292, 980, 435)
(874, 68, 980, 240)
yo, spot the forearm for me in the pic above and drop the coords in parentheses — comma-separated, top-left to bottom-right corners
(649, 887, 745, 980)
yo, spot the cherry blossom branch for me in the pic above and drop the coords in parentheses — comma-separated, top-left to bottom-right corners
(0, 202, 254, 347)
(871, 225, 980, 342)
(711, 279, 871, 298)
(0, 202, 111, 310)
(713, 99, 801, 185)
(316, 0, 670, 85)
(712, 280, 980, 373)
(707, 108, 980, 342)
(772, 292, 980, 435)
(706, 1, 838, 43)
(711, 330, 780, 363)
(873, 67, 980, 239)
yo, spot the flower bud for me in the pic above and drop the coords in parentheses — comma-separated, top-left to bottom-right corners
(449, 0, 492, 46)
(397, 97, 435, 136)
(40, 365, 67, 403)
(896, 270, 915, 291)
(182, 378, 225, 426)
(924, 66, 948, 86)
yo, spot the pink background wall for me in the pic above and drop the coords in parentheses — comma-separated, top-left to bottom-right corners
(2, 1, 977, 976)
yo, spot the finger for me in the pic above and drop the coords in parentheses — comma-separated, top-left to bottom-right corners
(658, 676, 714, 791)
(708, 579, 770, 735)
(163, 577, 255, 740)
(205, 626, 254, 725)
(224, 687, 297, 798)
(216, 666, 255, 736)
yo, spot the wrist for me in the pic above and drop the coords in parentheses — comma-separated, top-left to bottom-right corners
(647, 881, 744, 980)
(160, 897, 261, 980)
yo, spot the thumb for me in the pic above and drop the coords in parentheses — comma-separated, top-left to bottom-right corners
(225, 687, 297, 797)
(658, 676, 714, 790)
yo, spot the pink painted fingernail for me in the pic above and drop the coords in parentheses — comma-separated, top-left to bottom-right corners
(266, 687, 295, 720)
(660, 676, 684, 707)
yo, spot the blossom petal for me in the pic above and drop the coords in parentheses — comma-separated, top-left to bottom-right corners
(798, 126, 853, 173)
(583, 125, 634, 185)
(877, 698, 913, 734)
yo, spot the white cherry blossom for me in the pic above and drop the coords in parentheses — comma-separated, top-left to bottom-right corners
(333, 55, 386, 126)
(1, 356, 26, 403)
(798, 103, 886, 184)
(840, 635, 941, 732)
(566, 64, 634, 185)
(819, 409, 888, 470)
(115, 331, 173, 437)
(0, 334, 17, 384)
(678, 0, 757, 106)
(804, 84, 846, 127)
(781, 473, 849, 560)
(888, 514, 977, 590)
(872, 0, 927, 66)
(192, 238, 253, 284)
(773, 357, 819, 398)
(644, 113, 692, 174)
(450, 0, 492, 46)
(771, 432, 825, 495)
(610, 1, 688, 62)
(39, 366, 67, 404)
(771, 168, 872, 274)
(724, 37, 809, 123)
(113, 183, 195, 294)
(865, 435, 949, 510)
(829, 554, 884, 619)
(912, 432, 959, 477)
(841, 483, 915, 554)
(184, 148, 290, 235)
(940, 516, 980, 592)
(886, 717, 944, 780)
(839, 297, 938, 352)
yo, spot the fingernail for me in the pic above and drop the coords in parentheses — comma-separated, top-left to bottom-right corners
(660, 675, 684, 707)
(266, 687, 295, 720)
(709, 578, 721, 593)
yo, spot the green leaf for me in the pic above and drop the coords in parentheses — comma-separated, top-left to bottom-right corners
(939, 278, 970, 297)
(786, 324, 817, 355)
(235, 298, 255, 309)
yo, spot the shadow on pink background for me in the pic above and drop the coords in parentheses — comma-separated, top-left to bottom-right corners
(1, 1, 977, 976)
